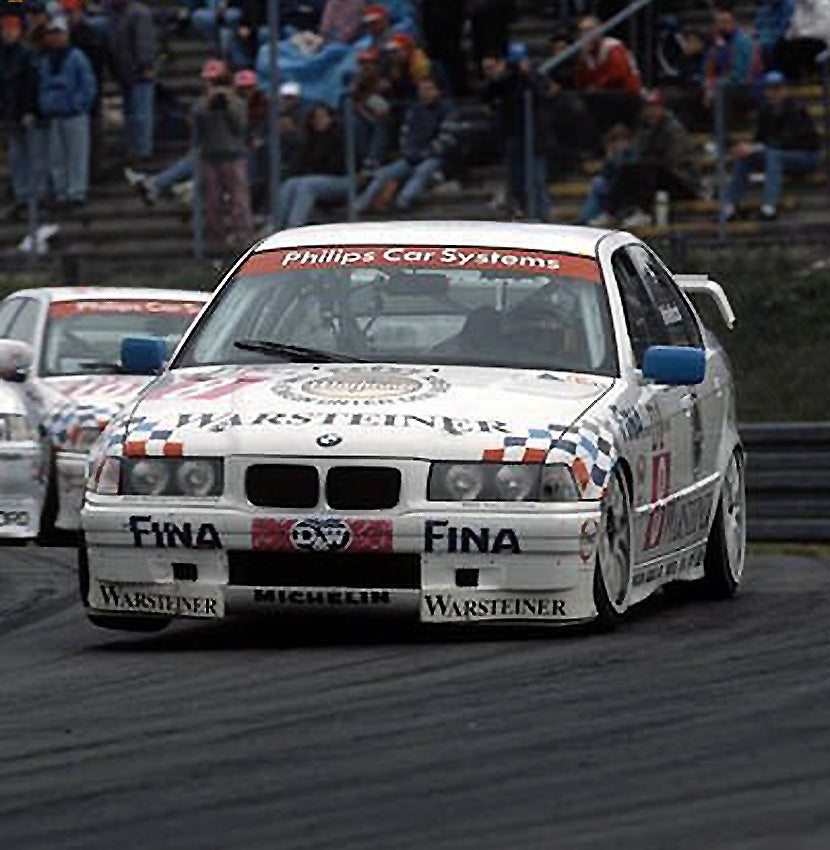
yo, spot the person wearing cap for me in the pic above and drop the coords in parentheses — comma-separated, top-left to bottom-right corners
(724, 70, 820, 220)
(601, 88, 701, 227)
(384, 31, 432, 107)
(191, 58, 253, 250)
(356, 76, 457, 214)
(234, 68, 267, 204)
(37, 15, 96, 207)
(319, 0, 364, 44)
(106, 0, 158, 162)
(385, 33, 430, 84)
(0, 12, 42, 216)
(277, 80, 304, 178)
(362, 4, 390, 48)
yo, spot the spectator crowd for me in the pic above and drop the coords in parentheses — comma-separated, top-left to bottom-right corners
(0, 0, 827, 252)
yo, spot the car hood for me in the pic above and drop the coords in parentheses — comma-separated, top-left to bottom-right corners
(118, 363, 615, 460)
(41, 374, 154, 449)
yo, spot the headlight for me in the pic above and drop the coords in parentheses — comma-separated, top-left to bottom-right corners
(494, 464, 536, 501)
(0, 413, 36, 442)
(175, 459, 220, 497)
(442, 464, 485, 500)
(124, 458, 171, 495)
(540, 465, 580, 501)
(120, 457, 223, 497)
(429, 462, 580, 502)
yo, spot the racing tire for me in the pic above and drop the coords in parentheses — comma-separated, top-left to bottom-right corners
(593, 466, 633, 629)
(36, 455, 78, 548)
(702, 449, 746, 598)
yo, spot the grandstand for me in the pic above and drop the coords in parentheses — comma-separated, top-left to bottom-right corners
(0, 0, 827, 265)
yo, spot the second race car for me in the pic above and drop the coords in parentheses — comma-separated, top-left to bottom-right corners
(0, 287, 209, 539)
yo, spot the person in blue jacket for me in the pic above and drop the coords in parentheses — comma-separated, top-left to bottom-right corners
(37, 15, 97, 207)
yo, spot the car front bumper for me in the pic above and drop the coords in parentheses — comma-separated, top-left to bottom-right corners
(82, 501, 604, 625)
(0, 443, 47, 539)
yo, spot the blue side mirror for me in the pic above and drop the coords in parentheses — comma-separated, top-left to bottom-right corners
(121, 337, 167, 375)
(642, 346, 705, 386)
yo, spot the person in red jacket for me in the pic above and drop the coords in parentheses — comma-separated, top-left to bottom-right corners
(573, 15, 642, 133)
(574, 15, 641, 92)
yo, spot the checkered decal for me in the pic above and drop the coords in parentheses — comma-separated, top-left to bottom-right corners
(482, 426, 568, 464)
(120, 417, 183, 458)
(547, 419, 618, 499)
(46, 402, 117, 447)
(481, 418, 618, 500)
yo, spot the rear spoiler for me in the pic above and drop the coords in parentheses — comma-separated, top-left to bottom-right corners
(674, 275, 736, 330)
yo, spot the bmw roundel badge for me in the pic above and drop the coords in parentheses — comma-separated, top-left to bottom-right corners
(316, 433, 343, 448)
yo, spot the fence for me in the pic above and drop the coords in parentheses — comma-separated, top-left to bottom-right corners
(743, 423, 830, 542)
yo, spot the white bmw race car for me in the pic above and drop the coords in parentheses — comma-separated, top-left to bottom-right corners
(81, 222, 745, 632)
(0, 342, 48, 542)
(0, 287, 208, 540)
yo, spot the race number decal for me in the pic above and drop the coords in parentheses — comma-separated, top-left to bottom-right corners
(643, 451, 671, 551)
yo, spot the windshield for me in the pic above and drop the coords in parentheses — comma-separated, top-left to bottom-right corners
(176, 245, 618, 376)
(42, 299, 204, 377)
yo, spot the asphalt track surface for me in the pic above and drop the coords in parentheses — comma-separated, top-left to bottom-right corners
(2, 547, 830, 850)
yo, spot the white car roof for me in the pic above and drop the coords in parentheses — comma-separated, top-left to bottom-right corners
(7, 287, 210, 303)
(257, 221, 614, 257)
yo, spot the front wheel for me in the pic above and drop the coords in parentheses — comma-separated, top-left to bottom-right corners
(703, 449, 746, 598)
(593, 466, 633, 627)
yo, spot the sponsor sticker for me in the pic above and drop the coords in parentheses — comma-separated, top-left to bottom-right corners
(240, 245, 601, 281)
(49, 300, 203, 317)
(128, 515, 223, 550)
(421, 593, 568, 622)
(423, 520, 522, 554)
(251, 517, 393, 553)
(272, 365, 448, 407)
(0, 509, 30, 528)
(91, 582, 224, 618)
(252, 588, 391, 607)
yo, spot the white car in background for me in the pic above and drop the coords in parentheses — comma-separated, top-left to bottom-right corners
(0, 341, 48, 542)
(81, 222, 744, 632)
(0, 288, 209, 540)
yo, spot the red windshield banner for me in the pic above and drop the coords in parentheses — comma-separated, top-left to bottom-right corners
(240, 246, 601, 283)
(49, 300, 204, 318)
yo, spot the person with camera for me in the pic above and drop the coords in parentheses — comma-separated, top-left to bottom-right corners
(192, 58, 253, 252)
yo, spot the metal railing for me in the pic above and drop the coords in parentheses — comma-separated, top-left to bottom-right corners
(742, 423, 830, 542)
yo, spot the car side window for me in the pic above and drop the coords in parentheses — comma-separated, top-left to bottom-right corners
(630, 247, 702, 348)
(5, 298, 41, 344)
(0, 299, 23, 337)
(612, 248, 670, 368)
